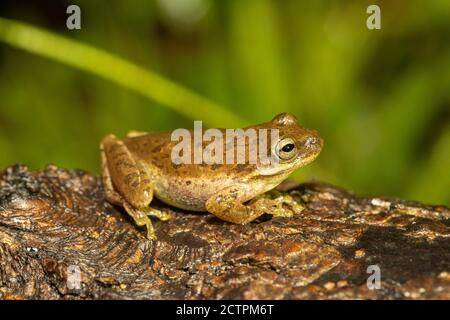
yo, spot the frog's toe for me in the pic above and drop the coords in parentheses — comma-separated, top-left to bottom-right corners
(123, 203, 158, 240)
(141, 207, 172, 221)
(291, 203, 304, 214)
(277, 195, 304, 214)
(267, 194, 304, 218)
(270, 207, 295, 218)
(146, 228, 157, 240)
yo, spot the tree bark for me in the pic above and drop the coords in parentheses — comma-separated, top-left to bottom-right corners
(0, 164, 449, 299)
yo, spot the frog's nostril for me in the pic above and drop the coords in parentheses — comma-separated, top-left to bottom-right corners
(305, 137, 317, 148)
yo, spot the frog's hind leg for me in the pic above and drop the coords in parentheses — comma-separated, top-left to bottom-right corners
(101, 135, 154, 206)
(101, 134, 163, 240)
(101, 142, 124, 206)
(101, 149, 156, 239)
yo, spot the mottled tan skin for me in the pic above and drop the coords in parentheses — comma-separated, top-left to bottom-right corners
(101, 113, 323, 239)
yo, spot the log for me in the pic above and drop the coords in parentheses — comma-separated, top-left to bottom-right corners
(0, 164, 449, 299)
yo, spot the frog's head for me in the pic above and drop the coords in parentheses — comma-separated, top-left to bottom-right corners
(257, 113, 323, 175)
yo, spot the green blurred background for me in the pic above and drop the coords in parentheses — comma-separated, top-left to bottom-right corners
(0, 0, 449, 205)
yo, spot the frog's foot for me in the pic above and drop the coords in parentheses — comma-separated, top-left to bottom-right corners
(272, 194, 304, 217)
(141, 207, 172, 221)
(249, 192, 304, 218)
(123, 203, 157, 240)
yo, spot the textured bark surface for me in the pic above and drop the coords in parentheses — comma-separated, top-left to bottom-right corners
(0, 164, 449, 299)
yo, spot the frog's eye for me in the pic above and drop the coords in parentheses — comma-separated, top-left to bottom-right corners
(275, 138, 297, 160)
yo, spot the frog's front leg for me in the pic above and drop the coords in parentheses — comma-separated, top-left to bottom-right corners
(101, 135, 168, 240)
(205, 186, 297, 224)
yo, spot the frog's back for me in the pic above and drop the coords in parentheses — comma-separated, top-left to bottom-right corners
(122, 130, 259, 178)
(121, 132, 260, 211)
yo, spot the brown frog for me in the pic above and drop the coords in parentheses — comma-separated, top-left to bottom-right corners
(101, 113, 323, 239)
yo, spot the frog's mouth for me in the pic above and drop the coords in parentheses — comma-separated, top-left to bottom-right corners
(255, 150, 320, 176)
(295, 152, 321, 167)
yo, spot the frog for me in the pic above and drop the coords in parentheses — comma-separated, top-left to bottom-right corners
(100, 113, 323, 240)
